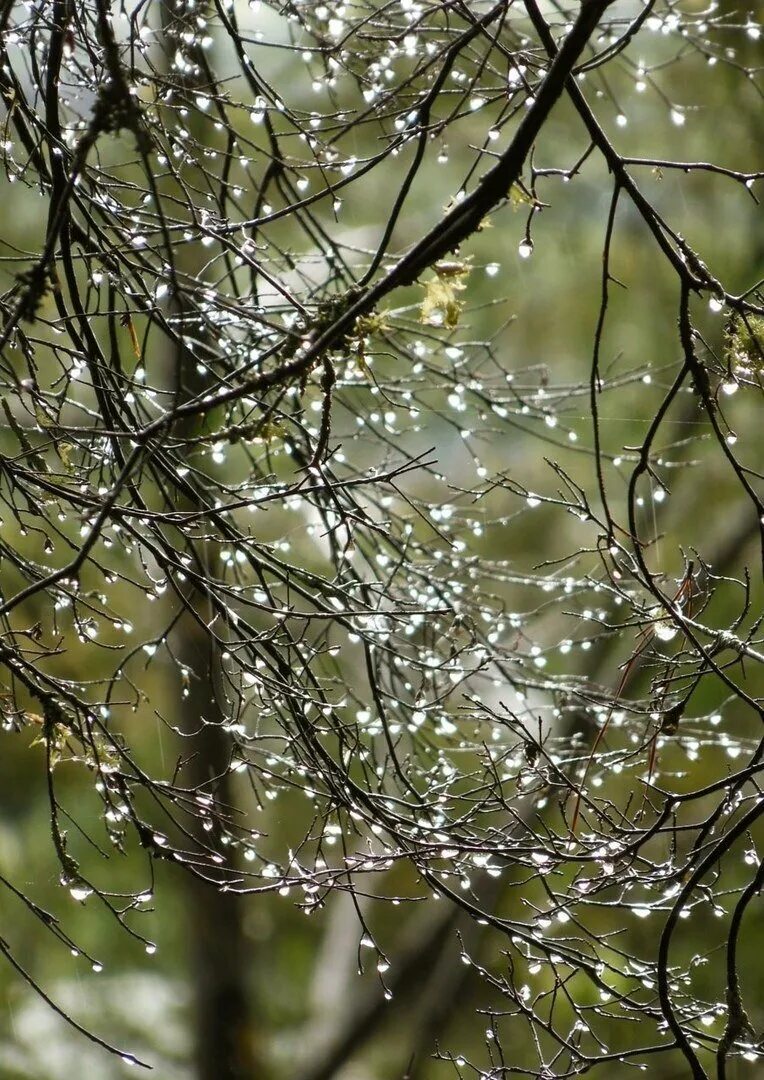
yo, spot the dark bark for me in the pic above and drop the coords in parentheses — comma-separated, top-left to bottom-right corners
(176, 618, 259, 1080)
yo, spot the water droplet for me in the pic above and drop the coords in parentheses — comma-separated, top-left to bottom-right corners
(518, 240, 533, 259)
(69, 884, 93, 902)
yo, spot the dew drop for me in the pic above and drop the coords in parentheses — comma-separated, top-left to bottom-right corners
(69, 884, 93, 902)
